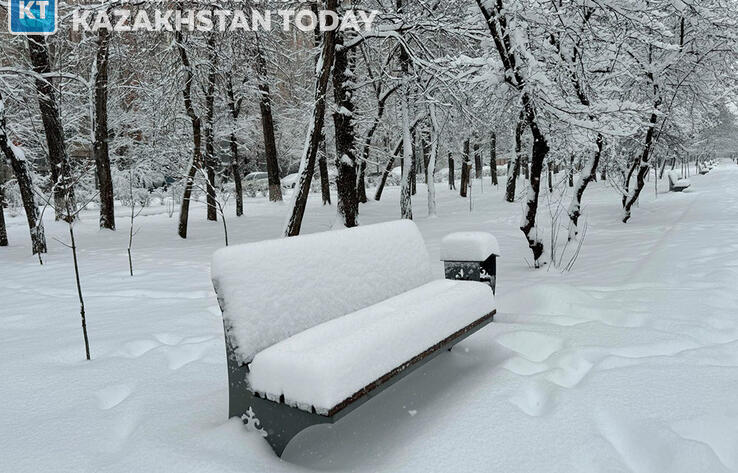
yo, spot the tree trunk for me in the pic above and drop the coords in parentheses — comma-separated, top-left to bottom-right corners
(448, 153, 455, 190)
(0, 92, 46, 254)
(522, 153, 529, 180)
(397, 0, 413, 219)
(410, 135, 417, 196)
(332, 32, 359, 228)
(476, 0, 550, 265)
(255, 42, 283, 202)
(313, 2, 332, 207)
(427, 103, 440, 217)
(374, 116, 423, 201)
(175, 32, 203, 239)
(27, 35, 76, 222)
(356, 165, 368, 204)
(93, 29, 115, 230)
(490, 132, 498, 186)
(623, 108, 660, 223)
(318, 145, 331, 205)
(568, 134, 603, 239)
(283, 0, 338, 236)
(474, 143, 483, 179)
(358, 85, 398, 205)
(0, 181, 7, 247)
(398, 94, 413, 219)
(204, 34, 218, 222)
(520, 95, 549, 265)
(226, 78, 244, 217)
(506, 112, 525, 202)
(460, 139, 471, 198)
(568, 154, 575, 187)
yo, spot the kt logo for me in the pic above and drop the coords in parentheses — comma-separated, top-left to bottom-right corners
(8, 0, 57, 35)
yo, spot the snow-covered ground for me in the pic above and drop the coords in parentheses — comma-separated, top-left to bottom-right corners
(2, 165, 738, 472)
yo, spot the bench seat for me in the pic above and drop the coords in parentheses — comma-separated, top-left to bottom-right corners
(249, 279, 496, 415)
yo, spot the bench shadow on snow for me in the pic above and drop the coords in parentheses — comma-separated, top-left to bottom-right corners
(280, 340, 500, 467)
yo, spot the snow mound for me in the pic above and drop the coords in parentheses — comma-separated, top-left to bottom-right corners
(211, 220, 434, 364)
(441, 232, 500, 261)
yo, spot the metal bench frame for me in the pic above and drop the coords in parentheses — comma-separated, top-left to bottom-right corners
(223, 308, 495, 456)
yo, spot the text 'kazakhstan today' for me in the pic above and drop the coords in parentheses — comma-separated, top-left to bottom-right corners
(72, 8, 379, 33)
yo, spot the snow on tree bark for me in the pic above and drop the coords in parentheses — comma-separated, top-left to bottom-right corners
(226, 78, 244, 217)
(0, 175, 7, 247)
(333, 30, 360, 228)
(27, 35, 76, 223)
(0, 93, 47, 254)
(490, 132, 498, 186)
(476, 0, 550, 265)
(254, 40, 283, 203)
(569, 134, 603, 239)
(427, 102, 440, 217)
(460, 139, 471, 198)
(204, 34, 218, 223)
(175, 31, 203, 239)
(93, 28, 116, 231)
(283, 0, 339, 236)
(506, 112, 525, 203)
(474, 143, 483, 179)
(448, 152, 456, 190)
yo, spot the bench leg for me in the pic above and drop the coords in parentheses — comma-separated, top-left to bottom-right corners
(243, 394, 332, 456)
(226, 354, 332, 457)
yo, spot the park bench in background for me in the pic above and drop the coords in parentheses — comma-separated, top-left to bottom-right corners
(211, 220, 498, 456)
(667, 170, 691, 192)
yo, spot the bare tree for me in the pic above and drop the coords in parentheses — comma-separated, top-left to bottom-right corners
(283, 0, 339, 236)
(254, 37, 283, 202)
(27, 35, 76, 222)
(0, 92, 46, 254)
(175, 31, 203, 239)
(93, 28, 116, 230)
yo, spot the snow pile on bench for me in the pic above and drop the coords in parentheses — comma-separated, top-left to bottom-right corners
(667, 171, 691, 188)
(248, 279, 495, 414)
(440, 232, 500, 262)
(211, 220, 434, 364)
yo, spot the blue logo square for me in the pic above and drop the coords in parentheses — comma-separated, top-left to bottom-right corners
(8, 0, 57, 35)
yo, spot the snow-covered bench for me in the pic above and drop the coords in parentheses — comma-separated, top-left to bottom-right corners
(667, 171, 691, 192)
(211, 220, 497, 456)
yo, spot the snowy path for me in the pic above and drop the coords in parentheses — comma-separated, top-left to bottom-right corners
(1, 166, 737, 472)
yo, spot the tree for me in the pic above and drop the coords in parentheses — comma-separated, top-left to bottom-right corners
(175, 32, 203, 240)
(283, 0, 339, 236)
(254, 37, 283, 202)
(93, 28, 116, 230)
(204, 34, 218, 222)
(460, 139, 471, 198)
(332, 25, 360, 228)
(490, 132, 498, 186)
(225, 77, 245, 217)
(476, 0, 550, 265)
(0, 92, 46, 254)
(27, 36, 76, 222)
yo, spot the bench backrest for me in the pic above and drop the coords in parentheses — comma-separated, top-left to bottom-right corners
(211, 220, 434, 364)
